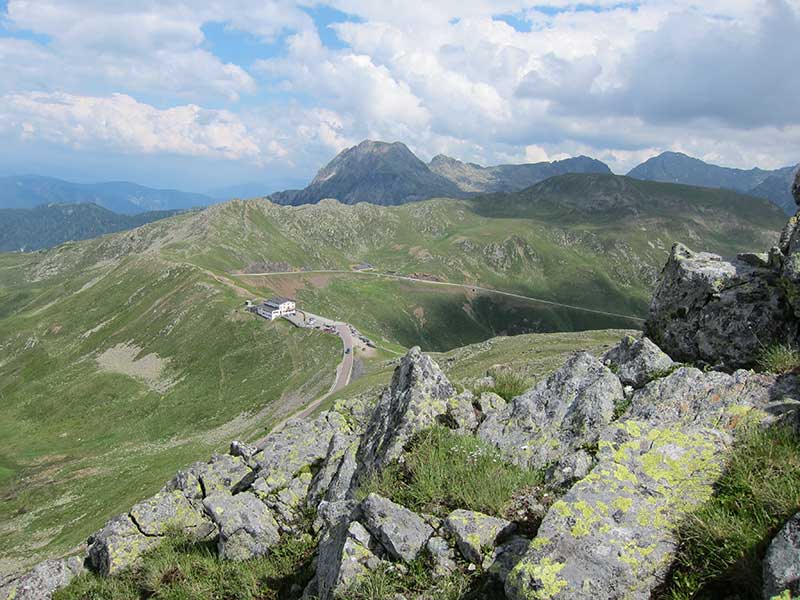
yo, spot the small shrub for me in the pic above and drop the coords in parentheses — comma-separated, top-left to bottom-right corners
(660, 426, 800, 600)
(357, 427, 542, 517)
(757, 344, 800, 374)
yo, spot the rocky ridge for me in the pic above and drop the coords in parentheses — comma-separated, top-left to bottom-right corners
(4, 172, 800, 600)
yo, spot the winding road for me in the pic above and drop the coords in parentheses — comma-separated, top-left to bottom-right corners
(233, 269, 645, 324)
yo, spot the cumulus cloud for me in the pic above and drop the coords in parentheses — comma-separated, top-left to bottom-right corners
(0, 92, 265, 161)
(1, 0, 799, 186)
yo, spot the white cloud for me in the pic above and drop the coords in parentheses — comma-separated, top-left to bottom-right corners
(0, 92, 265, 161)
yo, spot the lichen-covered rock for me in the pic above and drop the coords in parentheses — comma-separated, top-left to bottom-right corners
(427, 536, 457, 575)
(308, 500, 380, 600)
(253, 411, 350, 497)
(602, 335, 674, 388)
(476, 391, 507, 414)
(646, 243, 795, 369)
(0, 557, 85, 600)
(321, 438, 359, 504)
(545, 450, 594, 489)
(793, 169, 800, 206)
(164, 453, 252, 500)
(478, 352, 623, 470)
(87, 515, 160, 576)
(443, 509, 516, 564)
(359, 493, 433, 563)
(506, 419, 730, 600)
(487, 536, 531, 583)
(442, 390, 480, 432)
(307, 432, 357, 507)
(763, 512, 800, 599)
(629, 367, 779, 429)
(354, 347, 455, 481)
(202, 492, 280, 561)
(129, 490, 212, 537)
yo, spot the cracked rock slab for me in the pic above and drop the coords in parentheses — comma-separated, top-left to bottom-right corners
(359, 493, 433, 563)
(443, 509, 516, 564)
(203, 492, 280, 561)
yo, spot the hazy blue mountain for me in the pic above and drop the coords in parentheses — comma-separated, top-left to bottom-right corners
(627, 152, 798, 214)
(428, 154, 612, 193)
(208, 183, 273, 200)
(0, 175, 212, 215)
(0, 203, 180, 251)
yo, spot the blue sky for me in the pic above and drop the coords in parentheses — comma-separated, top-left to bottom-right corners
(0, 0, 798, 194)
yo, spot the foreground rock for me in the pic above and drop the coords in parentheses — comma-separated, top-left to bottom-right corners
(360, 493, 433, 563)
(0, 557, 85, 600)
(444, 509, 516, 564)
(602, 335, 674, 388)
(478, 352, 623, 470)
(763, 512, 800, 599)
(505, 366, 786, 600)
(203, 493, 280, 561)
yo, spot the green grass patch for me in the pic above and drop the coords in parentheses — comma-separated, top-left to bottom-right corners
(339, 557, 479, 600)
(473, 368, 530, 401)
(661, 426, 800, 599)
(357, 427, 542, 517)
(757, 344, 800, 374)
(55, 532, 316, 600)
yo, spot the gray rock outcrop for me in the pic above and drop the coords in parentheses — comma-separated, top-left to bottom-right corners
(646, 243, 794, 369)
(203, 492, 280, 561)
(602, 335, 675, 388)
(0, 557, 85, 600)
(360, 493, 433, 563)
(763, 512, 800, 599)
(478, 352, 623, 469)
(353, 346, 456, 482)
(443, 509, 516, 564)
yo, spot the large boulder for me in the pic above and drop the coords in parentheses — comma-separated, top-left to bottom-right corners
(306, 500, 379, 600)
(505, 419, 730, 600)
(353, 347, 457, 484)
(602, 335, 674, 388)
(646, 243, 795, 369)
(129, 490, 213, 538)
(164, 453, 253, 501)
(202, 492, 280, 561)
(478, 352, 623, 470)
(505, 365, 790, 600)
(359, 493, 433, 563)
(443, 509, 516, 564)
(763, 512, 800, 599)
(87, 515, 160, 576)
(0, 557, 85, 600)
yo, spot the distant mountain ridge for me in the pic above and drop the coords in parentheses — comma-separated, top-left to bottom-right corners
(0, 203, 181, 251)
(267, 140, 613, 206)
(627, 151, 798, 214)
(0, 175, 212, 215)
(429, 154, 612, 193)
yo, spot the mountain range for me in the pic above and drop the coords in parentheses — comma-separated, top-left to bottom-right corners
(0, 203, 182, 252)
(0, 175, 212, 215)
(627, 151, 798, 214)
(0, 145, 796, 221)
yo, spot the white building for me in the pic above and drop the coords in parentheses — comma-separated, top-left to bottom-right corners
(257, 296, 296, 320)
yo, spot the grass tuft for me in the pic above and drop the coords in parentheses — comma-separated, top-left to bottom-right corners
(338, 556, 478, 600)
(756, 344, 800, 374)
(473, 368, 530, 402)
(54, 531, 317, 600)
(660, 426, 800, 600)
(356, 426, 542, 518)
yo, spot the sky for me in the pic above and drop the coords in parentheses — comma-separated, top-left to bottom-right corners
(0, 0, 799, 194)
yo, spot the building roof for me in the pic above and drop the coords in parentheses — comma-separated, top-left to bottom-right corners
(264, 296, 294, 308)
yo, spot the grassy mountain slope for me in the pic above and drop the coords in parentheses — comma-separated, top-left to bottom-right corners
(0, 173, 785, 577)
(0, 203, 182, 251)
